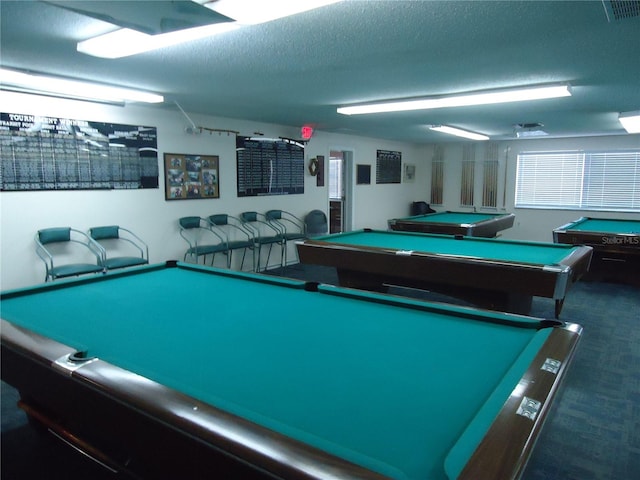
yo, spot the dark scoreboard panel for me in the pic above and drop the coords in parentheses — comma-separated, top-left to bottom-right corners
(236, 136, 304, 197)
(0, 113, 158, 191)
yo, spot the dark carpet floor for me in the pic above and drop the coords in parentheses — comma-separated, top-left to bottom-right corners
(2, 264, 639, 479)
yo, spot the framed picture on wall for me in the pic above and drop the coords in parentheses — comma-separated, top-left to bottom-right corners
(357, 164, 371, 185)
(164, 153, 219, 200)
(404, 164, 416, 183)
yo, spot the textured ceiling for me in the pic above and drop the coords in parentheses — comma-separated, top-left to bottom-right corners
(1, 0, 639, 144)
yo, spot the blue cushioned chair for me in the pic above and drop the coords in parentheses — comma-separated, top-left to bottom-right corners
(178, 217, 229, 266)
(239, 211, 285, 272)
(265, 210, 306, 266)
(89, 225, 149, 271)
(207, 214, 254, 271)
(35, 227, 105, 282)
(304, 210, 329, 237)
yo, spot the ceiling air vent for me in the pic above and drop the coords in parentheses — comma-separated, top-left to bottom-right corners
(602, 0, 640, 21)
(514, 123, 548, 139)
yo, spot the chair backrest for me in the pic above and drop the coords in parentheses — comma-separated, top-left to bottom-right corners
(89, 225, 120, 240)
(240, 211, 258, 223)
(411, 201, 436, 216)
(89, 225, 148, 264)
(265, 210, 305, 237)
(304, 210, 328, 236)
(38, 227, 72, 244)
(37, 227, 100, 251)
(209, 214, 229, 226)
(208, 214, 253, 243)
(179, 217, 224, 247)
(265, 210, 282, 221)
(179, 216, 203, 229)
(240, 211, 281, 240)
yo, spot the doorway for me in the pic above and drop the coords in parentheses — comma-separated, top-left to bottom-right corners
(329, 150, 352, 233)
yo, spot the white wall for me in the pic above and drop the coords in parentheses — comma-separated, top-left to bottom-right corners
(5, 92, 635, 290)
(432, 135, 640, 242)
(0, 91, 429, 289)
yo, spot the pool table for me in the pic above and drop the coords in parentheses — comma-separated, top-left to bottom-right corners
(297, 229, 593, 317)
(553, 217, 640, 285)
(388, 211, 515, 237)
(1, 261, 581, 480)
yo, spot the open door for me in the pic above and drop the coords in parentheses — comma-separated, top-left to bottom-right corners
(329, 150, 352, 233)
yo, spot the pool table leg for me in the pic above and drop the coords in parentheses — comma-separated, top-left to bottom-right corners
(336, 269, 389, 293)
(555, 299, 564, 318)
(336, 269, 538, 315)
(18, 400, 124, 475)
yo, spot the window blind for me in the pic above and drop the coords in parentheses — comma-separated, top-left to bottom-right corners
(482, 160, 499, 207)
(583, 151, 640, 210)
(460, 145, 475, 206)
(482, 142, 499, 208)
(430, 146, 444, 205)
(515, 150, 640, 212)
(460, 160, 475, 206)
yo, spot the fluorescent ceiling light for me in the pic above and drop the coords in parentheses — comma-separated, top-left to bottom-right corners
(204, 0, 342, 25)
(0, 68, 164, 104)
(78, 22, 240, 59)
(338, 84, 572, 115)
(78, 1, 341, 58)
(429, 125, 489, 141)
(619, 111, 640, 133)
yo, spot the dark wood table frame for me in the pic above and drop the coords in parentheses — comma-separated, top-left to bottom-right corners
(297, 234, 592, 317)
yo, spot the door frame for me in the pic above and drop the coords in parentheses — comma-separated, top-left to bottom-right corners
(328, 148, 353, 232)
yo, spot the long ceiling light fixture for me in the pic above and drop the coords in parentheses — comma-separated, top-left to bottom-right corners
(78, 1, 341, 59)
(204, 0, 342, 25)
(77, 22, 240, 59)
(429, 125, 489, 141)
(337, 84, 572, 115)
(619, 111, 640, 133)
(0, 68, 164, 104)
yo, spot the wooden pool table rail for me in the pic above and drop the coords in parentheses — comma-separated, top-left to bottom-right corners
(1, 319, 389, 480)
(297, 237, 593, 317)
(2, 316, 582, 480)
(388, 212, 515, 237)
(1, 259, 584, 480)
(553, 217, 640, 285)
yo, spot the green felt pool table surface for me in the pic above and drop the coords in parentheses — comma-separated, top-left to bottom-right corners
(388, 211, 516, 237)
(553, 217, 639, 286)
(0, 262, 582, 480)
(559, 217, 640, 233)
(400, 212, 505, 224)
(316, 229, 582, 266)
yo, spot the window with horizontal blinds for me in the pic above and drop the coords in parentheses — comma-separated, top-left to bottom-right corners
(482, 160, 499, 207)
(460, 160, 475, 206)
(583, 152, 640, 209)
(430, 146, 444, 205)
(460, 145, 475, 207)
(430, 159, 444, 205)
(515, 150, 640, 212)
